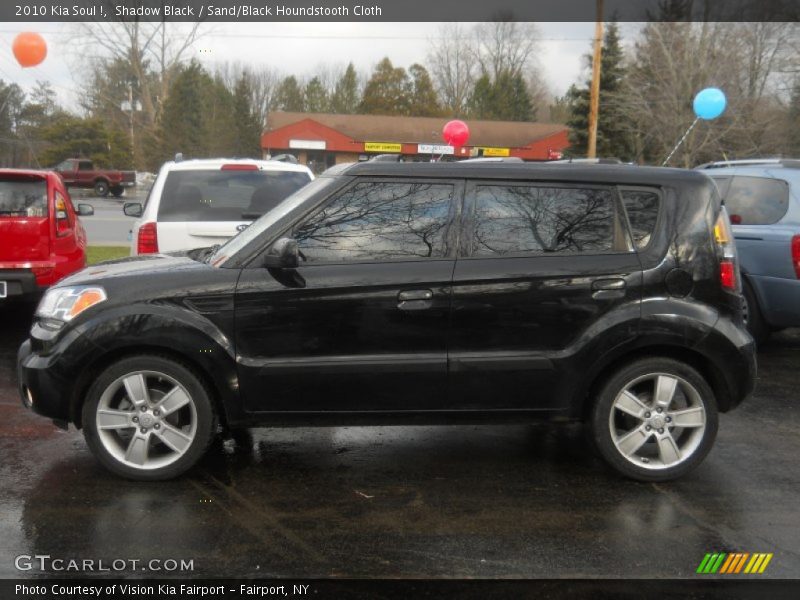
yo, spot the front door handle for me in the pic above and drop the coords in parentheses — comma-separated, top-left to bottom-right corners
(398, 289, 433, 311)
(591, 278, 626, 300)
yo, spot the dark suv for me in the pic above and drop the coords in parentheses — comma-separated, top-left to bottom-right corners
(17, 162, 755, 481)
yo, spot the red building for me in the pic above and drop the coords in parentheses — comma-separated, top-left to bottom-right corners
(261, 112, 570, 171)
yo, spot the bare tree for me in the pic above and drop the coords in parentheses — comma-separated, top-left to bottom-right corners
(427, 24, 476, 117)
(471, 22, 540, 80)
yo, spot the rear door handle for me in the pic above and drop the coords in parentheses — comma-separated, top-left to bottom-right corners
(398, 289, 433, 311)
(591, 278, 626, 300)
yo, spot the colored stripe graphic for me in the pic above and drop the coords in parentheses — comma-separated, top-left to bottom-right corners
(710, 553, 727, 573)
(734, 553, 749, 573)
(697, 554, 713, 574)
(697, 552, 772, 574)
(758, 554, 773, 573)
(719, 554, 736, 574)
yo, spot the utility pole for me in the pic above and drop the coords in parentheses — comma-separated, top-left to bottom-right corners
(587, 0, 604, 158)
(128, 82, 135, 166)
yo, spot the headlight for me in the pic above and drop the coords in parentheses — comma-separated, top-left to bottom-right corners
(36, 286, 107, 323)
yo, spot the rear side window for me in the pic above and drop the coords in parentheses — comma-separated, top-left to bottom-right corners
(712, 175, 789, 225)
(468, 184, 623, 256)
(294, 181, 454, 262)
(0, 179, 48, 217)
(620, 188, 660, 250)
(158, 169, 311, 222)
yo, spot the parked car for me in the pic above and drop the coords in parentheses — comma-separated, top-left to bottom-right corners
(696, 159, 800, 343)
(18, 162, 755, 482)
(1, 169, 93, 303)
(125, 157, 314, 255)
(53, 158, 136, 198)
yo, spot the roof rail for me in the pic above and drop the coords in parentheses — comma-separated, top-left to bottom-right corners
(269, 154, 299, 164)
(696, 158, 800, 169)
(550, 157, 623, 164)
(369, 154, 404, 162)
(460, 157, 524, 163)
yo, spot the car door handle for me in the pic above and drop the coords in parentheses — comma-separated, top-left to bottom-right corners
(398, 289, 433, 311)
(591, 278, 626, 300)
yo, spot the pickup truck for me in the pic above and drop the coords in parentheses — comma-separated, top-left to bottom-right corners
(53, 158, 136, 198)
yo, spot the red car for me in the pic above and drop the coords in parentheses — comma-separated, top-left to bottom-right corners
(0, 169, 93, 302)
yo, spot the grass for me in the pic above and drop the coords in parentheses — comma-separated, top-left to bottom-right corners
(86, 246, 130, 265)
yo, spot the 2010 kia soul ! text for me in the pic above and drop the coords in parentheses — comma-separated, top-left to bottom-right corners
(17, 162, 756, 481)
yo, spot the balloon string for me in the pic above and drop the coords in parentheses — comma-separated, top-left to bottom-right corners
(662, 117, 700, 167)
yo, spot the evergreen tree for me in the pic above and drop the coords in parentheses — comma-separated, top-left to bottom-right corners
(160, 61, 212, 159)
(38, 115, 131, 167)
(231, 75, 263, 158)
(330, 63, 359, 114)
(275, 76, 305, 112)
(304, 76, 329, 113)
(566, 22, 632, 159)
(359, 58, 411, 116)
(468, 73, 494, 119)
(468, 70, 532, 121)
(787, 78, 800, 157)
(408, 64, 441, 117)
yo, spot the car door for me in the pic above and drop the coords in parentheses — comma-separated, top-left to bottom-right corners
(448, 180, 642, 411)
(77, 160, 94, 187)
(235, 177, 463, 412)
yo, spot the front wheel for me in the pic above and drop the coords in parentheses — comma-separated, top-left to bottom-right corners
(591, 357, 718, 482)
(94, 180, 109, 197)
(82, 355, 216, 480)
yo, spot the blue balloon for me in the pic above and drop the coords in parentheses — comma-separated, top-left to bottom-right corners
(693, 87, 726, 120)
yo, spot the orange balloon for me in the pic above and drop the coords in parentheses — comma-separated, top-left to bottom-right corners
(13, 32, 47, 68)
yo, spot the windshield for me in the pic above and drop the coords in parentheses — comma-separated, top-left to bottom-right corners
(158, 168, 312, 222)
(208, 176, 341, 266)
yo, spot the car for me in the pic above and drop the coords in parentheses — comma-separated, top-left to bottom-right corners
(17, 161, 755, 482)
(696, 159, 800, 343)
(1, 169, 93, 303)
(124, 157, 314, 255)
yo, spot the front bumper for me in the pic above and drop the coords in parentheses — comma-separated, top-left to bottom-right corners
(17, 338, 73, 422)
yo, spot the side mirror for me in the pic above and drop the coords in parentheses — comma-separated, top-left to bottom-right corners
(123, 202, 143, 218)
(264, 237, 299, 269)
(76, 203, 94, 216)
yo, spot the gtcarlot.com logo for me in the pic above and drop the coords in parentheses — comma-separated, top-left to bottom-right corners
(14, 554, 194, 572)
(696, 552, 773, 574)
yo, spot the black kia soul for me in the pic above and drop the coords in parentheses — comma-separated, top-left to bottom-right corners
(18, 162, 755, 482)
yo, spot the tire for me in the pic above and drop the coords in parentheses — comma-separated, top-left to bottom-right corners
(110, 185, 124, 197)
(742, 279, 770, 345)
(591, 357, 718, 482)
(82, 355, 217, 481)
(94, 180, 109, 197)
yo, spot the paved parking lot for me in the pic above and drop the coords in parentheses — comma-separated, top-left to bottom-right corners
(1, 302, 798, 579)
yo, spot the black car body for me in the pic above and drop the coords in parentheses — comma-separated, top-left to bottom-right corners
(18, 162, 756, 481)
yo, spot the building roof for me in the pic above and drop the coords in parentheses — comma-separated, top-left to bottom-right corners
(265, 112, 567, 148)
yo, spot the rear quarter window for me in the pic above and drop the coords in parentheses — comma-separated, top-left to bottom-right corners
(0, 179, 48, 217)
(711, 175, 789, 225)
(157, 169, 312, 222)
(620, 188, 660, 250)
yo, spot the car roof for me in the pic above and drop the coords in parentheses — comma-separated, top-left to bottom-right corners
(325, 161, 712, 187)
(160, 158, 312, 174)
(0, 168, 52, 178)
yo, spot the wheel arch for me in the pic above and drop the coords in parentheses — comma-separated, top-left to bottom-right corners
(577, 343, 732, 421)
(69, 344, 231, 430)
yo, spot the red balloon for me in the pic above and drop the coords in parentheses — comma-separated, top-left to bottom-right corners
(442, 120, 470, 146)
(13, 32, 47, 68)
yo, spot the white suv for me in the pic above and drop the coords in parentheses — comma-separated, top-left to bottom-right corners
(125, 157, 313, 255)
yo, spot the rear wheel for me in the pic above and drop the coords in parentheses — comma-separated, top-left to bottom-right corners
(742, 279, 769, 345)
(110, 185, 124, 197)
(94, 180, 109, 197)
(82, 355, 216, 480)
(591, 357, 718, 482)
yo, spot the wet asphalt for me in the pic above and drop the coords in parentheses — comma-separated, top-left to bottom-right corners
(1, 302, 798, 580)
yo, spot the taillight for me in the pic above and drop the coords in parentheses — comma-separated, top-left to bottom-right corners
(55, 193, 70, 236)
(792, 235, 800, 279)
(714, 207, 739, 292)
(137, 222, 158, 254)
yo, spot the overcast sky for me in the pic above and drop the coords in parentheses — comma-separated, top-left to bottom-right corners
(0, 21, 640, 118)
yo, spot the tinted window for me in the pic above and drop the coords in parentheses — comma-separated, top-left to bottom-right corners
(621, 189, 660, 249)
(294, 181, 453, 262)
(470, 185, 618, 256)
(78, 161, 93, 171)
(713, 175, 789, 225)
(158, 169, 312, 222)
(0, 179, 48, 217)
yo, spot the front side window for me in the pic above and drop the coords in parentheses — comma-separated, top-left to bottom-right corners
(78, 161, 93, 171)
(294, 181, 454, 263)
(469, 185, 619, 256)
(713, 175, 789, 225)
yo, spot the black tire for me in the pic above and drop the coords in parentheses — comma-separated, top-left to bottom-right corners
(110, 185, 124, 197)
(94, 180, 109, 197)
(742, 279, 770, 345)
(591, 357, 718, 482)
(82, 355, 217, 481)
